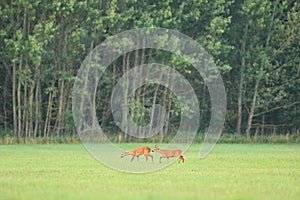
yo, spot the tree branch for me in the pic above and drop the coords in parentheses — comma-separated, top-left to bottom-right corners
(253, 101, 300, 117)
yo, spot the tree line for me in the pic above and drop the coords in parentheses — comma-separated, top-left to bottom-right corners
(0, 0, 299, 142)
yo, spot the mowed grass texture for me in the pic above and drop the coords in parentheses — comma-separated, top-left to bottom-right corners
(0, 144, 299, 200)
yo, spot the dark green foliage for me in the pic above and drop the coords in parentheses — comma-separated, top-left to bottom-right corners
(0, 0, 299, 141)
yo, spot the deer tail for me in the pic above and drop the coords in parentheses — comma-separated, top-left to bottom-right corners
(179, 155, 184, 163)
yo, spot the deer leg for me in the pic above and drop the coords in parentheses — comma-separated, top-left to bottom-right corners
(178, 155, 184, 163)
(144, 154, 148, 161)
(149, 154, 153, 162)
(130, 154, 136, 162)
(160, 155, 168, 163)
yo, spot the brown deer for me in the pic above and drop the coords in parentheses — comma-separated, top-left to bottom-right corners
(152, 145, 184, 163)
(121, 146, 153, 162)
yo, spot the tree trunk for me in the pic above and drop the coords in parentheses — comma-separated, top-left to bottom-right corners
(3, 70, 8, 132)
(245, 79, 260, 138)
(28, 64, 39, 139)
(148, 72, 163, 137)
(44, 82, 54, 137)
(17, 54, 23, 138)
(12, 57, 18, 136)
(236, 25, 248, 135)
(121, 54, 129, 139)
(23, 82, 27, 140)
(55, 80, 65, 137)
(261, 114, 265, 136)
(236, 61, 244, 135)
(33, 79, 40, 138)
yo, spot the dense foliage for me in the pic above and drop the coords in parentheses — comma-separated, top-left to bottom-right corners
(0, 0, 299, 141)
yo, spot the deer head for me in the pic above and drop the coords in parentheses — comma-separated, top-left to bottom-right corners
(152, 144, 160, 152)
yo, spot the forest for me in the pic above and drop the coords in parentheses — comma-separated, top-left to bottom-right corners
(0, 0, 299, 143)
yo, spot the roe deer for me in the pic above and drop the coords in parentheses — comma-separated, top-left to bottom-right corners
(152, 145, 184, 163)
(121, 146, 153, 162)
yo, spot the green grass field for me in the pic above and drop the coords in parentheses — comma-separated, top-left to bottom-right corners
(0, 144, 299, 200)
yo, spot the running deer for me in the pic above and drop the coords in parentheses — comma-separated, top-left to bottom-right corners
(121, 146, 153, 162)
(152, 145, 184, 163)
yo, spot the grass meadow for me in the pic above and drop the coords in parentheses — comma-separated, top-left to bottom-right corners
(0, 143, 299, 200)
